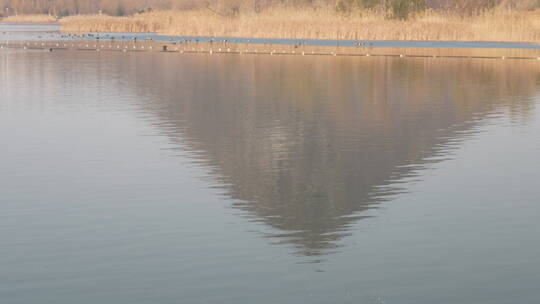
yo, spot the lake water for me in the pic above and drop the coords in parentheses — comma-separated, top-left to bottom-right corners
(1, 30, 540, 303)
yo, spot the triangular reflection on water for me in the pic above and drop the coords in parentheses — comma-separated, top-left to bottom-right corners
(67, 53, 540, 259)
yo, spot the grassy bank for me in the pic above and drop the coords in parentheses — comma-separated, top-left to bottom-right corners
(1, 14, 58, 23)
(60, 8, 540, 43)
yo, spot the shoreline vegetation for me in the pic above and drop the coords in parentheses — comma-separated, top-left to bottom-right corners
(1, 1, 539, 43)
(59, 9, 540, 43)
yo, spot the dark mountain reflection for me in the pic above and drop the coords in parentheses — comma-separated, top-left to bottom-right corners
(42, 51, 540, 257)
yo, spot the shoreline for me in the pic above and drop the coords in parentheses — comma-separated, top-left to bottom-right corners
(2, 9, 540, 45)
(1, 22, 539, 52)
(0, 15, 58, 23)
(0, 21, 60, 24)
(60, 9, 540, 44)
(55, 34, 540, 50)
(2, 38, 539, 62)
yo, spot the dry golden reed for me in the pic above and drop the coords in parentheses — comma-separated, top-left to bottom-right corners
(61, 8, 540, 43)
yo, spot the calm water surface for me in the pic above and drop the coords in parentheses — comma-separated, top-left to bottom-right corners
(1, 42, 540, 303)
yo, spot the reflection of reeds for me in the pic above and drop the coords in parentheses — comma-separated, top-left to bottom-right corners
(16, 49, 534, 256)
(123, 53, 538, 256)
(61, 8, 540, 43)
(1, 14, 57, 23)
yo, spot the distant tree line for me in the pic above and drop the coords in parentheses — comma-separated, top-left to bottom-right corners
(335, 0, 539, 17)
(1, 0, 538, 18)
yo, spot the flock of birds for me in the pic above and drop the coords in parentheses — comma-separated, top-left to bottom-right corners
(2, 29, 377, 46)
(2, 29, 379, 51)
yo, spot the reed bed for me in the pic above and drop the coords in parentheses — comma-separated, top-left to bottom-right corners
(1, 14, 58, 23)
(61, 8, 540, 43)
